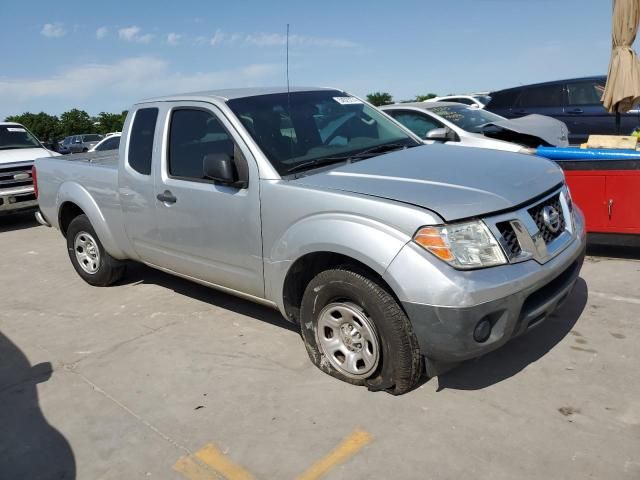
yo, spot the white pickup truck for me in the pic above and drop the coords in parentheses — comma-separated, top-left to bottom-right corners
(34, 87, 586, 394)
(0, 122, 58, 215)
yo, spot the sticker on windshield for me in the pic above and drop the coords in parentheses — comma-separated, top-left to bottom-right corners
(333, 96, 363, 105)
(7, 127, 26, 132)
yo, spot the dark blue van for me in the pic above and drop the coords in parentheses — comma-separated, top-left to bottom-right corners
(486, 76, 640, 144)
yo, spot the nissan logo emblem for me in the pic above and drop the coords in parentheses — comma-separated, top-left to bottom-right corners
(542, 206, 561, 233)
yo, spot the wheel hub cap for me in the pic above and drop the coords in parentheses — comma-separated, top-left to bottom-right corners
(74, 231, 100, 274)
(316, 302, 380, 379)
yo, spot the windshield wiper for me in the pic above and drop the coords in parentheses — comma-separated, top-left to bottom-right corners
(285, 142, 414, 175)
(348, 142, 413, 159)
(285, 156, 351, 174)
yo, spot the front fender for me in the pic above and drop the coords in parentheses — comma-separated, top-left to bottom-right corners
(57, 182, 128, 259)
(265, 213, 412, 312)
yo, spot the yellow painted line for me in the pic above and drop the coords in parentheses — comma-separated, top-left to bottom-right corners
(295, 428, 373, 480)
(194, 443, 255, 480)
(173, 455, 219, 480)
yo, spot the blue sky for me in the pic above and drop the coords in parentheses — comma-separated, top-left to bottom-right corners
(0, 0, 634, 119)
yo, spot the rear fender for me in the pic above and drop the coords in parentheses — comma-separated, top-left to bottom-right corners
(57, 181, 127, 259)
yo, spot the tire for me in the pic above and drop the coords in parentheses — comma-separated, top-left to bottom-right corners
(66, 214, 125, 286)
(300, 266, 423, 395)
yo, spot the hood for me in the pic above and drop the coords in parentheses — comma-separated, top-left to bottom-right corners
(292, 144, 564, 221)
(481, 114, 569, 147)
(0, 147, 54, 165)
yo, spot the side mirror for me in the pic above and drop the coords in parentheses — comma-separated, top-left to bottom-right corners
(425, 128, 448, 141)
(425, 127, 460, 142)
(203, 153, 240, 186)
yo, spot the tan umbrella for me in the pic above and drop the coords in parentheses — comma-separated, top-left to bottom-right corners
(602, 0, 640, 133)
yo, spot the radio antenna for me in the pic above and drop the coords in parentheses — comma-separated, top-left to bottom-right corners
(286, 23, 291, 94)
(286, 23, 293, 160)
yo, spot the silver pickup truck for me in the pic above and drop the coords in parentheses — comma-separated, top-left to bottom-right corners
(34, 87, 586, 394)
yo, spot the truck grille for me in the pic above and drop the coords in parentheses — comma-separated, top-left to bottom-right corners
(528, 193, 565, 244)
(0, 164, 33, 190)
(496, 221, 522, 257)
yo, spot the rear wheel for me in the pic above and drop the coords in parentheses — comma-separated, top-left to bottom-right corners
(300, 267, 423, 395)
(66, 214, 125, 286)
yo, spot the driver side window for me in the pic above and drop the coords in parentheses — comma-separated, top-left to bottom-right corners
(168, 108, 240, 181)
(388, 110, 444, 138)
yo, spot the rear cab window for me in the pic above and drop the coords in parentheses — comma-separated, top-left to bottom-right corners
(128, 108, 158, 175)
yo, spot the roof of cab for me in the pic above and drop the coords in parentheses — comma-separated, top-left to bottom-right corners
(138, 86, 341, 105)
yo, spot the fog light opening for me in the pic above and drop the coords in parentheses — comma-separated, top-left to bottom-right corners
(473, 318, 493, 343)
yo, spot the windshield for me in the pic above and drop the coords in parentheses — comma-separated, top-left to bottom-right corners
(0, 125, 41, 150)
(429, 105, 505, 133)
(226, 90, 419, 175)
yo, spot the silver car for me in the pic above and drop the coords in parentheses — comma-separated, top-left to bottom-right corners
(34, 87, 586, 394)
(381, 102, 569, 153)
(61, 134, 103, 154)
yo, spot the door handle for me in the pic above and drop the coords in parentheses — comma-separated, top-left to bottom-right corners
(157, 190, 177, 204)
(608, 199, 614, 219)
(567, 108, 584, 114)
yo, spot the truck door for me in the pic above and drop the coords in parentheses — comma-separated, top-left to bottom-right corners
(118, 106, 166, 265)
(152, 103, 264, 298)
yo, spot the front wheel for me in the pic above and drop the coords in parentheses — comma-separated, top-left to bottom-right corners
(300, 267, 423, 395)
(66, 214, 125, 286)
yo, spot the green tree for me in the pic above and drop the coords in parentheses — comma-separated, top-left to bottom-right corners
(5, 112, 61, 141)
(415, 93, 438, 102)
(94, 111, 128, 135)
(59, 109, 96, 137)
(366, 92, 393, 106)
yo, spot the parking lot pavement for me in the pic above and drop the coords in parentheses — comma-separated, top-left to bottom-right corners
(1, 213, 639, 480)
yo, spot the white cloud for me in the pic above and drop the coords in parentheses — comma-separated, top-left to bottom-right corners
(203, 30, 358, 48)
(96, 27, 108, 40)
(118, 26, 153, 44)
(167, 33, 181, 46)
(41, 23, 67, 38)
(0, 57, 281, 116)
(210, 29, 226, 46)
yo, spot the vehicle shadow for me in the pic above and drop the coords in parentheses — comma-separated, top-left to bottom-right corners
(122, 262, 300, 334)
(0, 332, 76, 479)
(436, 278, 588, 391)
(586, 243, 640, 260)
(0, 212, 39, 233)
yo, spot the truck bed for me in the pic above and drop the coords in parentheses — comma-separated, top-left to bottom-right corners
(35, 151, 122, 234)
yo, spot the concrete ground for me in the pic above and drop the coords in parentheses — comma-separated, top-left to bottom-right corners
(1, 212, 639, 480)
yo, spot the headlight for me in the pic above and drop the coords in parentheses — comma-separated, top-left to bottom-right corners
(563, 184, 573, 212)
(414, 221, 507, 269)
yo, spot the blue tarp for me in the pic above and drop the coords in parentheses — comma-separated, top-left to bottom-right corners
(536, 146, 640, 161)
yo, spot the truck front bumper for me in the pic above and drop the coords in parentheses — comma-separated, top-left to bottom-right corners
(0, 186, 38, 215)
(384, 208, 587, 364)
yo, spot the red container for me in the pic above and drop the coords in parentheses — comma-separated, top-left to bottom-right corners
(557, 159, 640, 240)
